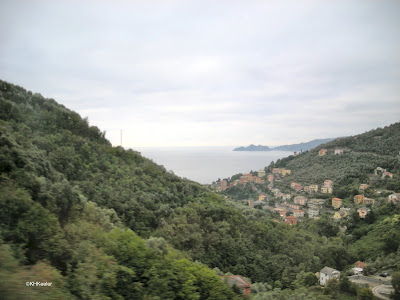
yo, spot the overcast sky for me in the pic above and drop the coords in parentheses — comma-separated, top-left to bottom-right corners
(1, 0, 399, 147)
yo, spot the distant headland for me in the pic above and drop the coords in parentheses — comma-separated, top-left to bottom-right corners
(233, 138, 334, 152)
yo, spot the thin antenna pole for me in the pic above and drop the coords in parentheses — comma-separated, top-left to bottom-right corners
(120, 130, 123, 147)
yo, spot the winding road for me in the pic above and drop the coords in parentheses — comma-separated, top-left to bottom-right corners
(349, 275, 394, 300)
(372, 284, 394, 300)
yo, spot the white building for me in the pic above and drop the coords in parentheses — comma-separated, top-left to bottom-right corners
(334, 149, 344, 155)
(308, 207, 319, 218)
(319, 266, 340, 285)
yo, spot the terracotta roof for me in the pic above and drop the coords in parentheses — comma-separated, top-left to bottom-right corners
(223, 275, 251, 288)
(354, 261, 367, 268)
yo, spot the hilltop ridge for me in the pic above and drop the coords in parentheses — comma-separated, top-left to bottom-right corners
(234, 138, 334, 152)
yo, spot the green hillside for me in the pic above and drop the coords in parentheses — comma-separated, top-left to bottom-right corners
(272, 124, 400, 187)
(268, 122, 400, 266)
(1, 79, 399, 299)
(0, 80, 241, 299)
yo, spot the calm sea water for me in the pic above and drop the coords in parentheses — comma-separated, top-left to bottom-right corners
(132, 146, 291, 184)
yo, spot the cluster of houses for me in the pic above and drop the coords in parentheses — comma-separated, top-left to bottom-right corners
(216, 172, 265, 191)
(215, 161, 398, 225)
(318, 148, 344, 157)
(289, 179, 333, 194)
(259, 194, 322, 222)
(272, 168, 292, 176)
(270, 188, 291, 200)
(331, 196, 373, 219)
(213, 154, 398, 295)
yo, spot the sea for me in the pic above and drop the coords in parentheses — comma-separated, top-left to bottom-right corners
(132, 146, 292, 184)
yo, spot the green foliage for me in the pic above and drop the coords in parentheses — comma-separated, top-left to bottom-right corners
(349, 214, 400, 260)
(2, 79, 399, 299)
(324, 278, 340, 297)
(272, 122, 400, 191)
(339, 275, 358, 295)
(392, 271, 400, 299)
(0, 242, 75, 299)
(357, 287, 374, 300)
(0, 80, 240, 299)
(294, 272, 318, 287)
(222, 183, 258, 200)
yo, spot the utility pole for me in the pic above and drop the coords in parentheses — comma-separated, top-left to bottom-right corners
(120, 130, 123, 147)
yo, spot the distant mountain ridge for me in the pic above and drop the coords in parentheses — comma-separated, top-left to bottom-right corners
(233, 138, 334, 152)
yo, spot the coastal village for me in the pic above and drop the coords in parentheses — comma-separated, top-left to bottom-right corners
(212, 147, 399, 296)
(213, 147, 399, 226)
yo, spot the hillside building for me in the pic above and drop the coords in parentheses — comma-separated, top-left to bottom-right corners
(354, 195, 364, 204)
(222, 275, 251, 297)
(319, 149, 327, 156)
(284, 216, 297, 225)
(332, 198, 342, 209)
(258, 169, 266, 178)
(308, 207, 319, 218)
(321, 187, 333, 194)
(334, 148, 344, 155)
(319, 267, 340, 285)
(304, 184, 318, 193)
(323, 180, 333, 188)
(294, 196, 308, 205)
(294, 210, 304, 218)
(357, 207, 370, 218)
(383, 171, 393, 179)
(388, 193, 400, 204)
(362, 198, 375, 205)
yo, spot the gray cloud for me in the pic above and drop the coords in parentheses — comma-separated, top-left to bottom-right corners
(1, 0, 399, 146)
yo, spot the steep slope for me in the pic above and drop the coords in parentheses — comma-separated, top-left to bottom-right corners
(0, 80, 240, 299)
(272, 124, 400, 190)
(268, 123, 400, 262)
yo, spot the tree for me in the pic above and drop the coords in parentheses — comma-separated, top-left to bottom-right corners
(339, 275, 356, 295)
(364, 210, 376, 224)
(324, 278, 339, 297)
(392, 271, 400, 300)
(357, 287, 374, 300)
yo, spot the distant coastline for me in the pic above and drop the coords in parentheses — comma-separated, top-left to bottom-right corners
(233, 138, 334, 152)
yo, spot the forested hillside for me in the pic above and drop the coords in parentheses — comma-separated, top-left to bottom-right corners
(1, 79, 399, 299)
(0, 80, 241, 299)
(272, 124, 400, 188)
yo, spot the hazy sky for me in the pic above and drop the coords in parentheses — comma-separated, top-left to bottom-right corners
(1, 0, 399, 147)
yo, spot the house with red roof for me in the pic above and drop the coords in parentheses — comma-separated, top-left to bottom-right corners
(222, 275, 251, 296)
(354, 261, 367, 269)
(284, 216, 297, 225)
